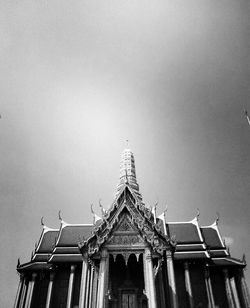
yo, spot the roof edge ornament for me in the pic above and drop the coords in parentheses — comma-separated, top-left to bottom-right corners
(215, 212, 220, 225)
(41, 216, 45, 227)
(58, 210, 62, 221)
(99, 199, 107, 218)
(91, 204, 102, 225)
(242, 253, 246, 264)
(196, 208, 200, 220)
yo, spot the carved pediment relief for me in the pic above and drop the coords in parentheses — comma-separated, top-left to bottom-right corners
(107, 234, 144, 246)
(113, 213, 136, 233)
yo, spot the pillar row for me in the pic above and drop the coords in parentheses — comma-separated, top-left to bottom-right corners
(235, 269, 250, 308)
(224, 269, 236, 308)
(45, 272, 55, 308)
(144, 248, 157, 308)
(204, 267, 215, 308)
(66, 265, 76, 308)
(24, 272, 37, 308)
(18, 276, 28, 308)
(96, 249, 109, 308)
(184, 262, 194, 308)
(79, 255, 89, 308)
(166, 251, 178, 308)
(14, 274, 24, 308)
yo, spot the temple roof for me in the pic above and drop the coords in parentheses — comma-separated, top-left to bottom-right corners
(168, 218, 203, 244)
(36, 227, 59, 253)
(17, 148, 246, 271)
(201, 222, 224, 249)
(116, 148, 142, 201)
(55, 221, 94, 247)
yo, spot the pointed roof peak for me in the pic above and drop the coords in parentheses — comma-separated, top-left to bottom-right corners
(116, 147, 142, 201)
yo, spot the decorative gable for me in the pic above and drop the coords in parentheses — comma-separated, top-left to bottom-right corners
(106, 212, 144, 248)
(79, 192, 173, 257)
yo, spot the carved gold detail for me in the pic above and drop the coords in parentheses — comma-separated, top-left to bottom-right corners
(108, 234, 143, 245)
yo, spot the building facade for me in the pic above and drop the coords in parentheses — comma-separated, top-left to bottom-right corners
(15, 148, 250, 308)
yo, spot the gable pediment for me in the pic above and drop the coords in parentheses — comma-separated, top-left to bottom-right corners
(79, 188, 173, 257)
(106, 212, 145, 248)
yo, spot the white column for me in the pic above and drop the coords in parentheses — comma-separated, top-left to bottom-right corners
(230, 277, 241, 308)
(144, 248, 157, 308)
(166, 251, 178, 308)
(204, 267, 215, 308)
(85, 266, 91, 307)
(91, 266, 98, 308)
(24, 273, 37, 308)
(88, 267, 94, 308)
(14, 274, 24, 308)
(184, 262, 194, 308)
(143, 251, 149, 300)
(96, 249, 109, 308)
(45, 272, 55, 308)
(18, 277, 28, 308)
(158, 268, 166, 307)
(66, 265, 76, 308)
(224, 269, 236, 308)
(236, 269, 250, 308)
(79, 256, 89, 308)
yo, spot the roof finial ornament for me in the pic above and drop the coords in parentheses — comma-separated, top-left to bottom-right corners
(41, 216, 44, 226)
(157, 205, 168, 235)
(99, 199, 107, 218)
(242, 253, 246, 264)
(196, 208, 200, 220)
(152, 201, 158, 224)
(17, 258, 20, 268)
(58, 210, 62, 221)
(216, 212, 220, 225)
(91, 204, 101, 225)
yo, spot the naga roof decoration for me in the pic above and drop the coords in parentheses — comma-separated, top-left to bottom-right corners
(78, 186, 173, 257)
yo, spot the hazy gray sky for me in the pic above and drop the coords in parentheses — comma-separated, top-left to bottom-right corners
(0, 0, 249, 306)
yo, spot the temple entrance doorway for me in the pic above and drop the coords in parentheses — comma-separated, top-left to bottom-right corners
(108, 253, 148, 308)
(121, 291, 136, 308)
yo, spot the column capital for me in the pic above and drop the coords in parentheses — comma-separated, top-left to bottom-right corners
(145, 247, 152, 260)
(70, 265, 76, 273)
(49, 271, 55, 281)
(100, 248, 108, 259)
(204, 267, 210, 279)
(83, 252, 88, 260)
(165, 250, 173, 258)
(31, 272, 37, 281)
(184, 261, 189, 270)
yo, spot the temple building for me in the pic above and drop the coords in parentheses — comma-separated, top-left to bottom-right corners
(14, 148, 250, 308)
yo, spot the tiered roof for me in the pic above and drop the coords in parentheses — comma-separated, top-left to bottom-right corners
(17, 148, 245, 271)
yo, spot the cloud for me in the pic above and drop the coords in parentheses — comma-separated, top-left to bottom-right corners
(223, 237, 234, 246)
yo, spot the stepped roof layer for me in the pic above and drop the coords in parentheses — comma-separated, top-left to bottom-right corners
(17, 148, 246, 271)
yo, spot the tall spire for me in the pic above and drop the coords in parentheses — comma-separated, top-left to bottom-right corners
(116, 147, 142, 200)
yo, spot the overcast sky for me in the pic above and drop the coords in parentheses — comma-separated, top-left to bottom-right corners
(0, 0, 249, 306)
